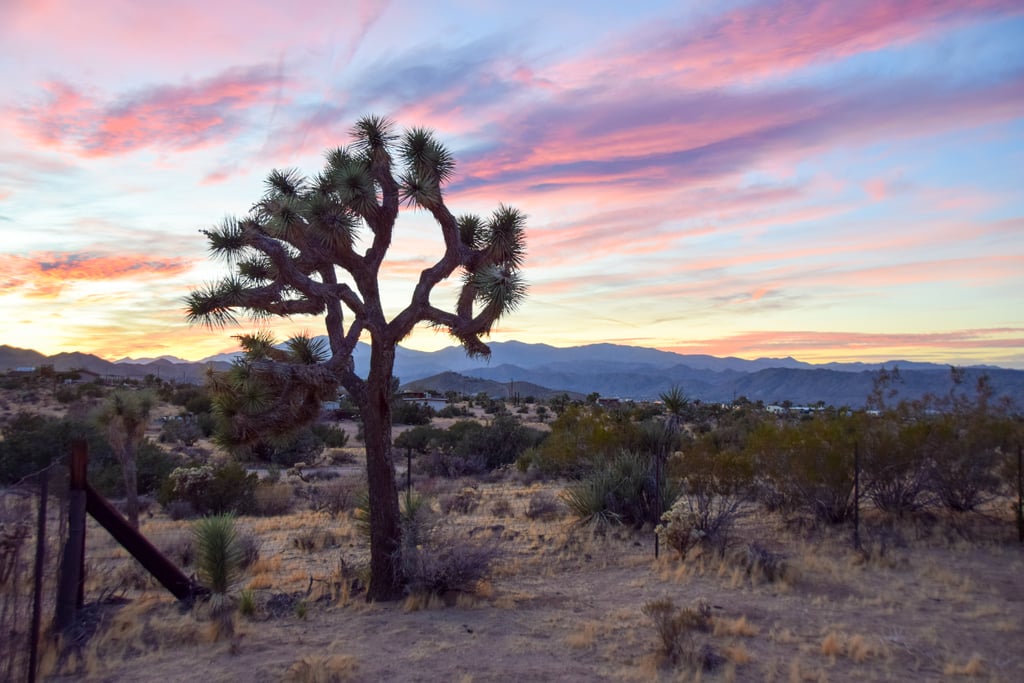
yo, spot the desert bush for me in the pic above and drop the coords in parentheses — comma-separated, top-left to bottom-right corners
(440, 486, 480, 515)
(392, 400, 435, 425)
(394, 425, 446, 454)
(418, 449, 488, 478)
(752, 415, 858, 523)
(285, 653, 358, 682)
(311, 422, 350, 448)
(861, 414, 930, 514)
(158, 461, 258, 516)
(254, 428, 327, 468)
(293, 527, 338, 553)
(490, 497, 513, 517)
(521, 405, 640, 475)
(236, 532, 261, 569)
(924, 413, 1004, 512)
(401, 533, 500, 598)
(735, 543, 789, 582)
(0, 412, 111, 483)
(159, 531, 195, 568)
(437, 403, 472, 418)
(641, 598, 720, 670)
(562, 451, 674, 527)
(656, 494, 740, 559)
(524, 491, 563, 520)
(305, 477, 364, 516)
(252, 482, 294, 516)
(660, 437, 753, 555)
(159, 417, 203, 447)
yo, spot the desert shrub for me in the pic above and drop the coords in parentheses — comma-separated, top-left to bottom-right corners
(252, 482, 294, 516)
(418, 450, 488, 478)
(305, 477, 364, 516)
(159, 531, 195, 568)
(394, 425, 447, 454)
(523, 405, 641, 475)
(252, 428, 327, 468)
(293, 527, 338, 552)
(562, 451, 674, 527)
(285, 654, 358, 682)
(87, 437, 180, 498)
(401, 533, 499, 598)
(524, 491, 563, 520)
(657, 494, 738, 559)
(642, 598, 720, 670)
(311, 422, 350, 448)
(437, 403, 472, 418)
(159, 461, 258, 516)
(490, 497, 513, 517)
(405, 418, 544, 475)
(0, 412, 110, 483)
(440, 487, 480, 515)
(455, 415, 546, 470)
(159, 417, 203, 447)
(736, 543, 790, 582)
(861, 414, 930, 514)
(392, 400, 435, 425)
(54, 386, 77, 404)
(752, 415, 858, 524)
(924, 413, 1005, 512)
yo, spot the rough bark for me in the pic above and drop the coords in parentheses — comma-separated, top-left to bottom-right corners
(120, 444, 140, 530)
(360, 341, 403, 600)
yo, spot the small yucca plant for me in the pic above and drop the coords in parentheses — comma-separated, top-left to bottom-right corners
(193, 513, 243, 595)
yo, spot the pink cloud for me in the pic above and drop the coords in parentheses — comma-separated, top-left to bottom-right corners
(18, 65, 287, 157)
(553, 0, 1023, 89)
(0, 251, 194, 298)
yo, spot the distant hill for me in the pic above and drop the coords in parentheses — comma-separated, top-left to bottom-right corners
(401, 371, 585, 401)
(4, 340, 1022, 408)
(0, 345, 230, 383)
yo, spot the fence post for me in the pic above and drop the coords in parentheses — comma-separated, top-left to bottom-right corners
(1017, 444, 1022, 545)
(56, 440, 88, 629)
(28, 470, 48, 683)
(853, 441, 861, 552)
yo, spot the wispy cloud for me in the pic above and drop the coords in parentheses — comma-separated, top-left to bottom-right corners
(17, 65, 287, 157)
(0, 251, 194, 297)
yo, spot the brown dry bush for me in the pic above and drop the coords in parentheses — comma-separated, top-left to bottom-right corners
(641, 598, 722, 671)
(440, 486, 481, 515)
(524, 491, 563, 520)
(252, 482, 294, 516)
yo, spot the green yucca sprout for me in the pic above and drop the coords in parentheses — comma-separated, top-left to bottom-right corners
(193, 513, 243, 595)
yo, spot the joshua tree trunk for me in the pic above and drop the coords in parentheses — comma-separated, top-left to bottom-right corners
(120, 444, 140, 529)
(360, 341, 403, 600)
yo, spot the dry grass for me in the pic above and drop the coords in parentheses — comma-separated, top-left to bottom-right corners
(5, 409, 1018, 683)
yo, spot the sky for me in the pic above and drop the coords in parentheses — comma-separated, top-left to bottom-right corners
(1, 0, 1023, 368)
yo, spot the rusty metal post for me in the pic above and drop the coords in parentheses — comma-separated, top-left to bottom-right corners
(56, 440, 88, 629)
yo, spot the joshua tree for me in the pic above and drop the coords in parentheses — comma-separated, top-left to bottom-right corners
(96, 389, 156, 528)
(186, 116, 527, 599)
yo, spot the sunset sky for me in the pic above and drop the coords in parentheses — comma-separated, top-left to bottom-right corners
(1, 0, 1022, 368)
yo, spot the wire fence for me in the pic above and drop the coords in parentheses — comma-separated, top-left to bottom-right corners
(0, 459, 70, 682)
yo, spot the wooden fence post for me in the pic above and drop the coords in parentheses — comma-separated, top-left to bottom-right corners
(56, 440, 88, 629)
(853, 441, 861, 551)
(28, 470, 48, 683)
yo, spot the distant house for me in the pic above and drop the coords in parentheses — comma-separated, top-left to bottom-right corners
(398, 391, 448, 410)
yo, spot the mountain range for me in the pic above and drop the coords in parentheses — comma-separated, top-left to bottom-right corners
(3, 340, 1022, 408)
